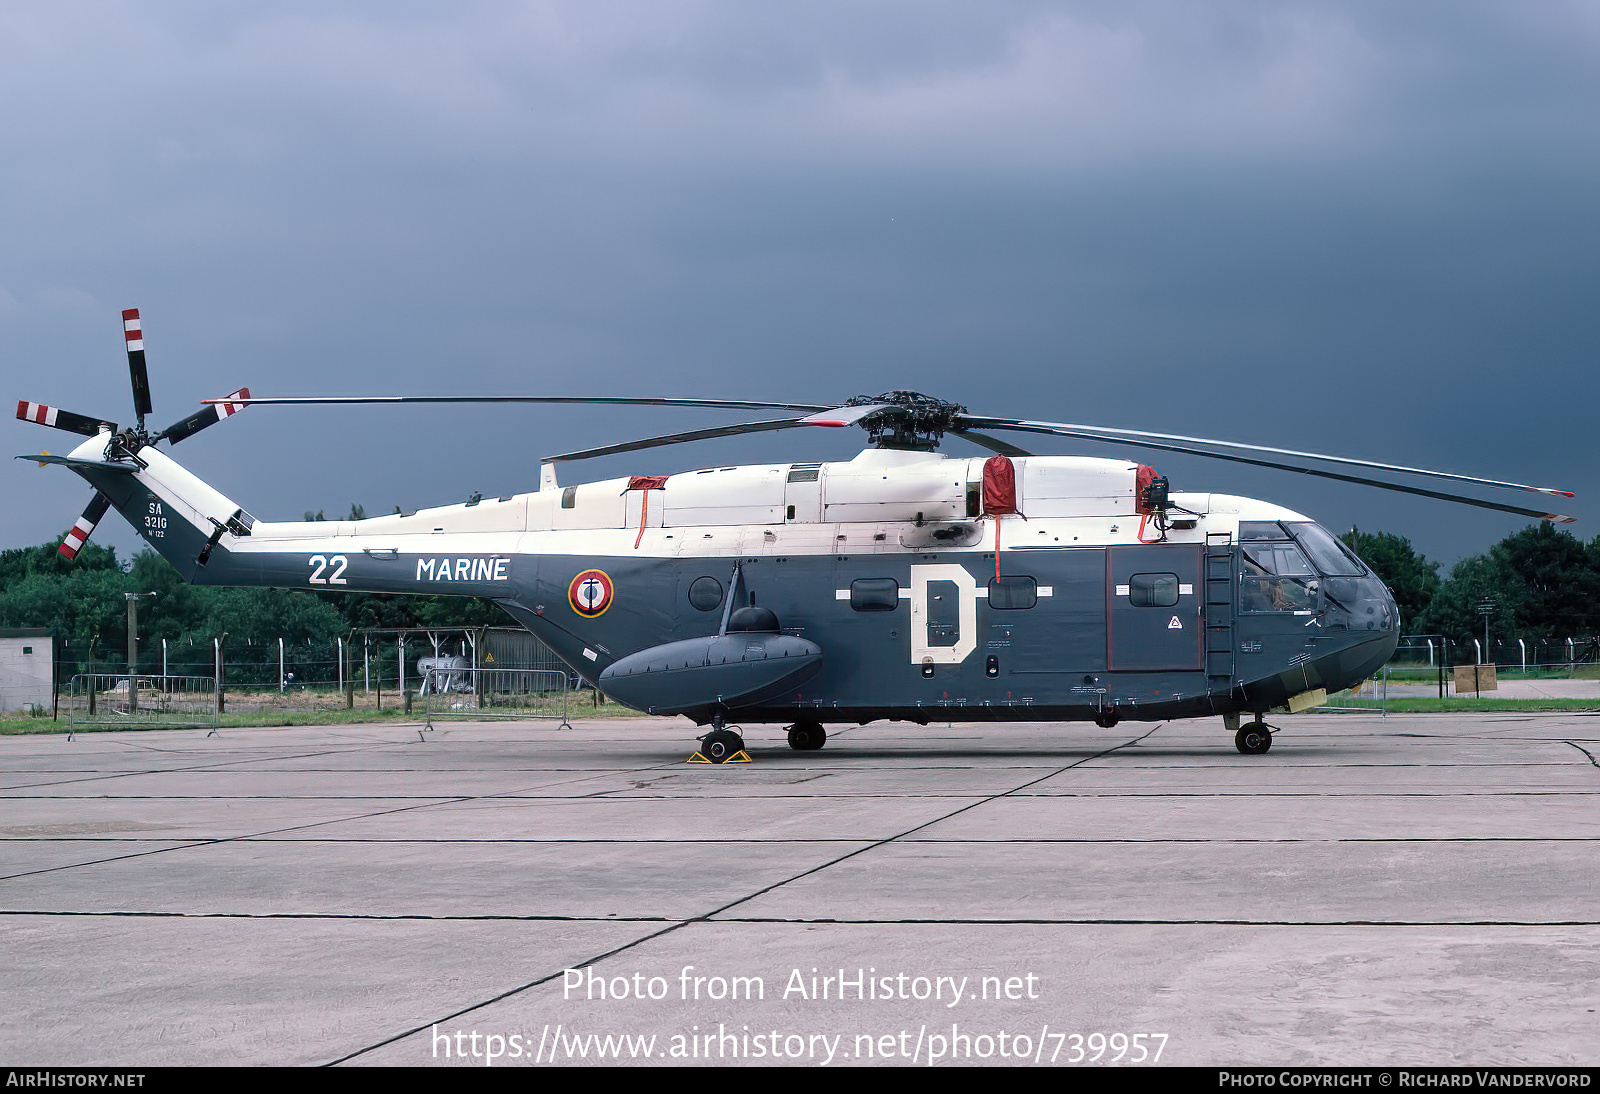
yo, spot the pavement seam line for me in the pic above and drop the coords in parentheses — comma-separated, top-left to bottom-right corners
(321, 725, 1164, 1066)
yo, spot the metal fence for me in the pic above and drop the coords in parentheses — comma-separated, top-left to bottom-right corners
(423, 668, 574, 729)
(65, 674, 218, 732)
(1391, 635, 1600, 672)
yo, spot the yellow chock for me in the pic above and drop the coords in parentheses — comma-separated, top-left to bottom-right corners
(686, 749, 754, 764)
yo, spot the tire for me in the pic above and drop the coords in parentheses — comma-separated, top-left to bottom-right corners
(701, 728, 745, 763)
(787, 722, 826, 751)
(1235, 724, 1273, 755)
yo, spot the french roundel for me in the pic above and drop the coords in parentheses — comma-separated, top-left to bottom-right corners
(568, 569, 614, 618)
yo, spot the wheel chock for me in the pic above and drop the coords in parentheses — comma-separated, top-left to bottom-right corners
(686, 749, 754, 764)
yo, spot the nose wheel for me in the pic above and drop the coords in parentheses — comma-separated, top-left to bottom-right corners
(786, 722, 827, 751)
(1235, 722, 1275, 755)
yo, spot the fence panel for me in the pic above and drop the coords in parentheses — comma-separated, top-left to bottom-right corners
(65, 675, 218, 731)
(423, 668, 574, 728)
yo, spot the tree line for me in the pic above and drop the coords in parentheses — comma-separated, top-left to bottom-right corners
(0, 506, 501, 671)
(2, 515, 1597, 667)
(1341, 522, 1600, 642)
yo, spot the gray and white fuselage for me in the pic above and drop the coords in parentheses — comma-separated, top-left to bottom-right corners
(64, 433, 1399, 728)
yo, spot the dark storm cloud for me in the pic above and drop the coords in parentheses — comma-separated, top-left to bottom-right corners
(3, 2, 1597, 564)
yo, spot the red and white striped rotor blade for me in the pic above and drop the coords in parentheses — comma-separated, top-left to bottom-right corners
(124, 308, 153, 423)
(15, 401, 115, 437)
(58, 493, 112, 560)
(156, 388, 251, 445)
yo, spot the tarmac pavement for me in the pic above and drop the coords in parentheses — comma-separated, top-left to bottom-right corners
(2, 712, 1597, 1067)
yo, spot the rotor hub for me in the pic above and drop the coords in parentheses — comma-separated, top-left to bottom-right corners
(846, 391, 968, 451)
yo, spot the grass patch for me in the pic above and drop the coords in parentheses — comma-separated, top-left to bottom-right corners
(0, 693, 654, 734)
(1323, 697, 1600, 714)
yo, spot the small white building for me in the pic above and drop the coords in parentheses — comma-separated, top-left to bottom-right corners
(0, 629, 55, 715)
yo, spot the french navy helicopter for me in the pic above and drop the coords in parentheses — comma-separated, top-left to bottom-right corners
(16, 312, 1577, 759)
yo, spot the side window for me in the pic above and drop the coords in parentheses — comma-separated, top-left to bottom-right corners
(560, 486, 577, 509)
(850, 578, 899, 612)
(1128, 573, 1179, 607)
(987, 575, 1037, 610)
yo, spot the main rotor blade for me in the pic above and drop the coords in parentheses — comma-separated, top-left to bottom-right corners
(124, 309, 153, 424)
(961, 416, 1574, 499)
(58, 492, 112, 560)
(156, 388, 251, 445)
(798, 402, 891, 427)
(16, 401, 115, 437)
(967, 421, 1576, 522)
(543, 417, 818, 463)
(950, 428, 1032, 457)
(206, 395, 832, 413)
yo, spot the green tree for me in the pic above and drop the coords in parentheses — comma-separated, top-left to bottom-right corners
(0, 540, 120, 591)
(1341, 528, 1441, 633)
(1487, 522, 1600, 639)
(1416, 554, 1503, 645)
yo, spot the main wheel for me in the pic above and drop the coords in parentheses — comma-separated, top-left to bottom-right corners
(701, 728, 746, 763)
(1235, 724, 1273, 755)
(787, 722, 827, 751)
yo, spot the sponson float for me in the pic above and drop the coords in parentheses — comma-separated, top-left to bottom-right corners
(18, 314, 1577, 760)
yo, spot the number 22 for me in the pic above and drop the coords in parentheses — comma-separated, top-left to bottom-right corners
(308, 555, 348, 585)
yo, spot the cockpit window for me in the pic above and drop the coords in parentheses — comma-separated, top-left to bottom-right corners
(1239, 538, 1318, 613)
(1238, 521, 1289, 541)
(1286, 523, 1367, 576)
(1241, 542, 1314, 576)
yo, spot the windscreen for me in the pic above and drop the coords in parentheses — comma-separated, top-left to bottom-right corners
(1286, 523, 1368, 576)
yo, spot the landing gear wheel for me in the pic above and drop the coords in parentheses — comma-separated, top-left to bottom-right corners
(700, 727, 746, 764)
(1093, 711, 1119, 729)
(787, 722, 827, 751)
(1235, 723, 1273, 755)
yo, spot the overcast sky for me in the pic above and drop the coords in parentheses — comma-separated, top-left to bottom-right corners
(4, 1, 1597, 566)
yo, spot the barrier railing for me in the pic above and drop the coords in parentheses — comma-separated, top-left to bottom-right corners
(65, 674, 218, 731)
(423, 668, 574, 729)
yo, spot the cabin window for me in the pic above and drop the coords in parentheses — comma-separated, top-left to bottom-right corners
(561, 486, 577, 509)
(850, 578, 900, 612)
(786, 467, 820, 483)
(22, 646, 33, 655)
(687, 576, 723, 612)
(987, 575, 1037, 610)
(1128, 573, 1179, 608)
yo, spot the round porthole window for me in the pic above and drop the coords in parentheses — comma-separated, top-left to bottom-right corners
(688, 576, 723, 612)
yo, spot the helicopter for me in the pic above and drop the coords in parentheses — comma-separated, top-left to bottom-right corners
(16, 311, 1578, 760)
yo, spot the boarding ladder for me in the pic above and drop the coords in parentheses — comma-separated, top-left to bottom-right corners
(1204, 532, 1236, 688)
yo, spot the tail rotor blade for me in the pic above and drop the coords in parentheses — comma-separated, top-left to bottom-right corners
(157, 388, 251, 445)
(124, 308, 153, 425)
(58, 492, 112, 560)
(16, 401, 115, 437)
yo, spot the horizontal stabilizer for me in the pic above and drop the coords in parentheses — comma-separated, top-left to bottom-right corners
(17, 453, 138, 474)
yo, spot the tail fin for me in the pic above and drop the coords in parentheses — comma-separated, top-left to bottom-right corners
(58, 434, 251, 581)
